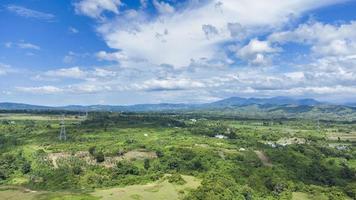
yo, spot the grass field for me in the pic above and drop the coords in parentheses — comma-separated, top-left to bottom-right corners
(0, 175, 199, 200)
(0, 114, 83, 121)
(92, 175, 200, 200)
(0, 186, 98, 200)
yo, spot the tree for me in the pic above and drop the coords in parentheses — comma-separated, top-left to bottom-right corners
(144, 158, 150, 170)
(0, 170, 6, 180)
(21, 162, 31, 174)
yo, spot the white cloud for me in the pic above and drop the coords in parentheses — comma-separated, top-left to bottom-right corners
(6, 5, 55, 21)
(96, 0, 344, 67)
(17, 42, 40, 50)
(140, 0, 148, 9)
(62, 51, 89, 64)
(14, 0, 355, 103)
(5, 41, 40, 50)
(74, 0, 122, 19)
(135, 78, 205, 91)
(0, 63, 11, 76)
(43, 67, 87, 79)
(237, 38, 279, 65)
(152, 0, 175, 15)
(4, 42, 12, 48)
(16, 86, 64, 94)
(69, 27, 79, 33)
(269, 21, 356, 57)
(35, 66, 119, 82)
(96, 51, 129, 62)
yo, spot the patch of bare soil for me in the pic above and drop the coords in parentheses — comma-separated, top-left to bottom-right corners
(123, 150, 157, 161)
(48, 149, 157, 168)
(277, 137, 306, 146)
(254, 150, 273, 167)
(328, 132, 356, 141)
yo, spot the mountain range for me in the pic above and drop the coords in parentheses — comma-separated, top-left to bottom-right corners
(0, 96, 325, 112)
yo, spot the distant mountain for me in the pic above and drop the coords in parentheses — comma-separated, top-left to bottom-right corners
(0, 97, 334, 112)
(208, 96, 322, 107)
(345, 102, 356, 107)
(1, 97, 355, 120)
(0, 102, 52, 110)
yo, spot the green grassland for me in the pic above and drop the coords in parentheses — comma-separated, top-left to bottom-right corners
(0, 112, 355, 199)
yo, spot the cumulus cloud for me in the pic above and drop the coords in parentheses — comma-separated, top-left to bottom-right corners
(237, 38, 280, 65)
(96, 51, 129, 62)
(152, 0, 175, 14)
(74, 0, 122, 19)
(269, 21, 356, 57)
(16, 0, 355, 103)
(140, 0, 148, 9)
(6, 5, 55, 21)
(95, 0, 344, 67)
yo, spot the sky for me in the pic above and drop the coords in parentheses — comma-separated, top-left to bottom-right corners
(0, 0, 356, 106)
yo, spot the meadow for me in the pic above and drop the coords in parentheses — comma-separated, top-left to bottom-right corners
(0, 112, 355, 200)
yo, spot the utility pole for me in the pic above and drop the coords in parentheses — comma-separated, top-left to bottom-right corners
(59, 115, 67, 141)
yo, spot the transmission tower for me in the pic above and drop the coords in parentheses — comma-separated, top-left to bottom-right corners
(59, 115, 67, 141)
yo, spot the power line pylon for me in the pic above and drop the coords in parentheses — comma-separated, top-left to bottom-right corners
(59, 115, 67, 141)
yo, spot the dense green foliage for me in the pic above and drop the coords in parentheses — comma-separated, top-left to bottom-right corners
(0, 112, 355, 199)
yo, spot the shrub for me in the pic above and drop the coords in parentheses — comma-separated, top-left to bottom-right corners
(95, 152, 105, 163)
(115, 161, 139, 175)
(88, 146, 96, 156)
(144, 158, 150, 170)
(167, 174, 186, 185)
(21, 162, 31, 174)
(72, 166, 82, 175)
(0, 170, 7, 180)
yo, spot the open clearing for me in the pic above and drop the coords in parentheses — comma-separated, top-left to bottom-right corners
(0, 114, 82, 121)
(92, 175, 200, 200)
(0, 186, 41, 200)
(254, 150, 273, 167)
(328, 132, 356, 142)
(48, 150, 157, 168)
(0, 186, 97, 200)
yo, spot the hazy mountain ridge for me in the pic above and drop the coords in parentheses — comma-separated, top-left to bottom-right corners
(0, 97, 343, 111)
(0, 97, 325, 111)
(1, 97, 355, 121)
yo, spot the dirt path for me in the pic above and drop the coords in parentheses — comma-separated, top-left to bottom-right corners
(254, 150, 273, 167)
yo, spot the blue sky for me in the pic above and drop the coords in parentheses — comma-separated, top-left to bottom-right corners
(0, 0, 356, 105)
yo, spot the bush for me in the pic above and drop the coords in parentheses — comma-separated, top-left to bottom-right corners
(95, 151, 105, 163)
(88, 146, 96, 156)
(0, 170, 7, 180)
(115, 161, 139, 175)
(144, 158, 150, 170)
(72, 166, 82, 175)
(167, 174, 186, 185)
(21, 162, 31, 174)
